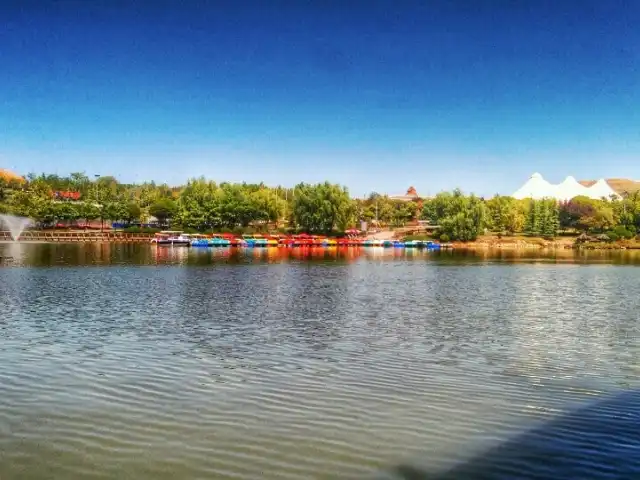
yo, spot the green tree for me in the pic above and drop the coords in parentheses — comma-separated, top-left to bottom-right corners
(69, 172, 90, 196)
(218, 183, 254, 228)
(524, 199, 559, 237)
(292, 182, 355, 234)
(250, 188, 285, 225)
(123, 202, 142, 224)
(423, 190, 486, 241)
(150, 198, 177, 226)
(78, 202, 100, 224)
(8, 179, 52, 221)
(611, 192, 640, 233)
(560, 196, 614, 233)
(390, 201, 415, 227)
(486, 196, 526, 234)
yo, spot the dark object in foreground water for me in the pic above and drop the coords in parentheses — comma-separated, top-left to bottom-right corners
(386, 389, 640, 479)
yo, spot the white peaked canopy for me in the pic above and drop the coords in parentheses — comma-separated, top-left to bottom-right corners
(554, 176, 591, 201)
(512, 173, 555, 200)
(512, 174, 622, 201)
(589, 179, 621, 199)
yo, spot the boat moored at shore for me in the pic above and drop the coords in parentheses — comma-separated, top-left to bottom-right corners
(151, 231, 192, 246)
(150, 231, 451, 249)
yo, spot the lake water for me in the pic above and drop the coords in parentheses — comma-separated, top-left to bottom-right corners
(2, 243, 640, 479)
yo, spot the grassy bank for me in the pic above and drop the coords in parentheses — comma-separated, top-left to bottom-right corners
(443, 234, 640, 250)
(402, 234, 438, 242)
(445, 235, 573, 249)
(575, 240, 640, 250)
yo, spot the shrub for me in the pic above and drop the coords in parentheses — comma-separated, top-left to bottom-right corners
(403, 234, 435, 241)
(604, 232, 619, 242)
(439, 233, 450, 242)
(612, 226, 634, 239)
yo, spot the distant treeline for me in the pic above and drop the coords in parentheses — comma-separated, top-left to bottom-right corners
(1, 173, 639, 241)
(425, 191, 640, 242)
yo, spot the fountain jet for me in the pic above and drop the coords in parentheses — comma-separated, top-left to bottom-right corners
(0, 214, 32, 241)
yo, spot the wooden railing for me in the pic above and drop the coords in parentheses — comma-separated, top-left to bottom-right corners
(0, 231, 154, 242)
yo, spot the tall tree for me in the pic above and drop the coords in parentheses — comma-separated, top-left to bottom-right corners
(423, 190, 486, 241)
(292, 182, 355, 234)
(150, 198, 177, 226)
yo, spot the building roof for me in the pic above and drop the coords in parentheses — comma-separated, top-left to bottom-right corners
(390, 186, 421, 201)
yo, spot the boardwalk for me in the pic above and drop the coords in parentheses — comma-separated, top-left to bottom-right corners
(0, 231, 154, 243)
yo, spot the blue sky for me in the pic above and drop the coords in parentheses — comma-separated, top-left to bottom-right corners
(1, 0, 639, 196)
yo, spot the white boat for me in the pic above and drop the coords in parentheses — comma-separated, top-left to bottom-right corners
(151, 231, 192, 246)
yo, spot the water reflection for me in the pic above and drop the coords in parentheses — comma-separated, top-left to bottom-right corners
(4, 243, 640, 267)
(2, 243, 640, 479)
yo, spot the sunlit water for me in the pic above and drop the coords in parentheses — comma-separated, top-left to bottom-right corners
(2, 244, 640, 479)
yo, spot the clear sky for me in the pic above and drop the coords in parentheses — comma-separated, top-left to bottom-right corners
(2, 0, 639, 196)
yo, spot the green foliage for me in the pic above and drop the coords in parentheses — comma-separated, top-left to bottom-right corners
(605, 231, 619, 242)
(439, 233, 450, 242)
(403, 233, 436, 241)
(351, 192, 420, 228)
(291, 182, 355, 234)
(610, 192, 640, 232)
(559, 196, 614, 233)
(422, 190, 486, 241)
(485, 196, 527, 234)
(608, 226, 634, 240)
(525, 199, 559, 237)
(3, 171, 640, 241)
(149, 198, 177, 224)
(124, 202, 142, 223)
(250, 188, 285, 224)
(173, 178, 219, 230)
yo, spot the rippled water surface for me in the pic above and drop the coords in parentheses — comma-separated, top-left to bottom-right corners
(2, 243, 640, 479)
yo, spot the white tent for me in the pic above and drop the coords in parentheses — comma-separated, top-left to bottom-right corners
(512, 173, 555, 200)
(512, 174, 622, 201)
(554, 176, 591, 201)
(588, 179, 621, 200)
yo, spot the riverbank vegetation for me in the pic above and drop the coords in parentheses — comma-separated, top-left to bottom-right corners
(0, 173, 418, 235)
(422, 189, 640, 245)
(1, 173, 640, 245)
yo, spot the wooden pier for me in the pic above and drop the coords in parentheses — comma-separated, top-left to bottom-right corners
(0, 231, 154, 243)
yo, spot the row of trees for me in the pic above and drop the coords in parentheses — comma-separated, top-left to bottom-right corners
(0, 174, 363, 234)
(422, 189, 640, 241)
(1, 175, 142, 227)
(2, 172, 640, 240)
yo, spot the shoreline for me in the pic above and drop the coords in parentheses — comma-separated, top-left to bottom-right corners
(450, 236, 640, 251)
(2, 231, 639, 251)
(1, 240, 639, 251)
